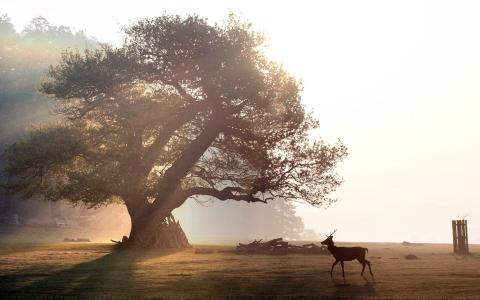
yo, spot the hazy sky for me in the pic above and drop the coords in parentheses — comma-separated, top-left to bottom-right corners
(2, 0, 480, 243)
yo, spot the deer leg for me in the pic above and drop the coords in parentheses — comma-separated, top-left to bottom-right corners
(340, 261, 345, 283)
(358, 258, 366, 276)
(366, 260, 374, 277)
(330, 260, 339, 278)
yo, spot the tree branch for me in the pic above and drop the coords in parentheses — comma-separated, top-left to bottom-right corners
(186, 186, 269, 203)
(151, 114, 226, 210)
(141, 100, 208, 175)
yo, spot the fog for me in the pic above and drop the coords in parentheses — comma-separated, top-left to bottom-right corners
(2, 0, 480, 243)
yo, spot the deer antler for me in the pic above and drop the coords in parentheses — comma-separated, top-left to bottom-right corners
(324, 229, 337, 237)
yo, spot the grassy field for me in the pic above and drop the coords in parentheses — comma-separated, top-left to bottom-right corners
(0, 242, 479, 299)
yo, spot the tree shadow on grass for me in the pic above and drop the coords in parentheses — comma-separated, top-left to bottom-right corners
(2, 248, 179, 300)
(151, 266, 377, 299)
(1, 250, 377, 299)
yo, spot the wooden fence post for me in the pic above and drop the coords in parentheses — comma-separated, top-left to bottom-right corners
(459, 220, 464, 254)
(452, 220, 458, 253)
(465, 220, 469, 253)
(452, 219, 469, 255)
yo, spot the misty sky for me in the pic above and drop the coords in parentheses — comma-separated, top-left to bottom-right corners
(2, 0, 480, 243)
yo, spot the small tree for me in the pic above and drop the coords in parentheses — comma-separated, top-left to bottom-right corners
(3, 14, 347, 248)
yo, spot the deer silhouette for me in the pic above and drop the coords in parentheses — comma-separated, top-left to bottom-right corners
(321, 230, 373, 282)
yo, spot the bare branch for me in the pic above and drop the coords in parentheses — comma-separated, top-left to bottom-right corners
(182, 186, 269, 204)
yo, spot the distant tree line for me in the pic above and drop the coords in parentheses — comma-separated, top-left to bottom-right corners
(0, 14, 99, 225)
(0, 14, 97, 144)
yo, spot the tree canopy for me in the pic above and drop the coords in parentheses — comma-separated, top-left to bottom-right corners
(3, 14, 347, 247)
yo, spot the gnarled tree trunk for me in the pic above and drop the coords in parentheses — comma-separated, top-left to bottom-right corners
(125, 198, 190, 248)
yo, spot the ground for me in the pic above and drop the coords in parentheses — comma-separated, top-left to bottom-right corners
(0, 242, 479, 299)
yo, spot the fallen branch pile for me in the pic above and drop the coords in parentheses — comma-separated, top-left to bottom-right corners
(236, 238, 329, 255)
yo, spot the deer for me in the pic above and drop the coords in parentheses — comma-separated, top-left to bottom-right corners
(321, 230, 373, 282)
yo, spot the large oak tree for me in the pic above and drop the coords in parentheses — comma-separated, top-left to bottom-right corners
(3, 15, 347, 248)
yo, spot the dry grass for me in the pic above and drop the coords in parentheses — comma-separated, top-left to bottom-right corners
(1, 242, 480, 299)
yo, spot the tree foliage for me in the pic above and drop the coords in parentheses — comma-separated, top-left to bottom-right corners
(3, 15, 347, 234)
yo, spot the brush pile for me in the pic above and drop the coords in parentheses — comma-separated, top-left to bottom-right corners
(236, 238, 329, 255)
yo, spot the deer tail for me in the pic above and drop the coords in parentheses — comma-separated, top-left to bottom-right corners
(364, 248, 368, 254)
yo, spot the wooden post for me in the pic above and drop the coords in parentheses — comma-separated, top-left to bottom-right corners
(452, 220, 458, 253)
(458, 220, 464, 254)
(465, 220, 469, 254)
(452, 219, 469, 255)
